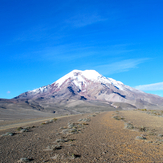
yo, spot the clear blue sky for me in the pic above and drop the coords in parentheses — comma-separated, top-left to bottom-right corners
(1, 0, 163, 99)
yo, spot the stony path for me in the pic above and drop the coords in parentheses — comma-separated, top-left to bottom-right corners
(1, 111, 163, 162)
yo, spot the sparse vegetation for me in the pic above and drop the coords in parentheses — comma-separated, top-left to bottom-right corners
(61, 128, 78, 134)
(20, 128, 29, 133)
(138, 126, 148, 132)
(147, 141, 153, 143)
(54, 138, 67, 143)
(121, 111, 163, 144)
(2, 109, 163, 163)
(41, 119, 55, 125)
(137, 109, 163, 118)
(43, 145, 62, 151)
(135, 136, 146, 140)
(82, 122, 89, 125)
(18, 157, 31, 162)
(51, 154, 59, 160)
(158, 134, 163, 137)
(113, 115, 125, 121)
(124, 123, 134, 129)
(148, 131, 156, 136)
(78, 118, 91, 122)
(71, 153, 81, 159)
(124, 121, 150, 134)
(17, 127, 23, 131)
(88, 114, 96, 117)
(138, 108, 147, 111)
(1, 132, 15, 137)
(53, 118, 57, 122)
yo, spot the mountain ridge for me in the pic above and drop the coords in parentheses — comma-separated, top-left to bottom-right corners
(14, 69, 142, 99)
(12, 69, 163, 113)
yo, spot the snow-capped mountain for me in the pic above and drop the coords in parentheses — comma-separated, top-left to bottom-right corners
(14, 70, 163, 112)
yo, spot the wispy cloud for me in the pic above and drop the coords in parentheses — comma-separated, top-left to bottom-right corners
(40, 44, 96, 61)
(13, 24, 61, 42)
(135, 82, 163, 91)
(66, 13, 107, 27)
(39, 42, 135, 61)
(7, 91, 11, 94)
(95, 58, 148, 75)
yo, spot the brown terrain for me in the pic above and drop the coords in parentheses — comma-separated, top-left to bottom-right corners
(1, 110, 163, 163)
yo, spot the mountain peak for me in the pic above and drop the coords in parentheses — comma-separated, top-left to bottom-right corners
(55, 69, 103, 87)
(14, 69, 163, 111)
(54, 69, 126, 90)
(80, 70, 102, 80)
(68, 69, 102, 79)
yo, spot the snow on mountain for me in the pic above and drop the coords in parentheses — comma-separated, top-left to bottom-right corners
(13, 69, 163, 111)
(19, 69, 142, 96)
(30, 85, 51, 93)
(54, 69, 128, 91)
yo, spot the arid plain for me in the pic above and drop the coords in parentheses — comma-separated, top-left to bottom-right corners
(1, 110, 163, 163)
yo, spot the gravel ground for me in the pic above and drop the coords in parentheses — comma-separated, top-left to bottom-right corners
(1, 111, 163, 163)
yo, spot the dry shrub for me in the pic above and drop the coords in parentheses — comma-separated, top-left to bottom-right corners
(124, 123, 134, 129)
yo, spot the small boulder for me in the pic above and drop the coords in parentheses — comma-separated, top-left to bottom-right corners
(18, 158, 30, 162)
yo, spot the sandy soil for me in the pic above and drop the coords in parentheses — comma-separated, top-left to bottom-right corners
(1, 110, 163, 162)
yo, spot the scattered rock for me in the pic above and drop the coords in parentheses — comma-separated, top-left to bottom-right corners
(135, 136, 146, 140)
(141, 134, 147, 137)
(158, 134, 163, 137)
(147, 141, 153, 143)
(59, 127, 67, 129)
(43, 146, 53, 152)
(54, 138, 66, 143)
(124, 123, 134, 129)
(61, 129, 71, 134)
(51, 154, 59, 160)
(18, 158, 31, 162)
(78, 118, 91, 122)
(82, 123, 89, 125)
(17, 127, 23, 131)
(20, 128, 29, 133)
(70, 128, 78, 133)
(61, 128, 78, 134)
(53, 145, 62, 150)
(56, 133, 60, 136)
(1, 132, 15, 137)
(67, 122, 76, 129)
(43, 145, 62, 151)
(113, 115, 124, 121)
(71, 154, 81, 159)
(53, 118, 57, 122)
(148, 131, 156, 136)
(78, 119, 83, 122)
(41, 119, 54, 125)
(78, 123, 83, 127)
(138, 126, 148, 132)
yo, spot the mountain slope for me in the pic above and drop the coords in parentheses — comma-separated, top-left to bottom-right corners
(13, 70, 163, 113)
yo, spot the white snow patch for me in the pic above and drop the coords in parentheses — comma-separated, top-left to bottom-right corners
(55, 70, 83, 87)
(53, 69, 128, 90)
(27, 69, 142, 94)
(73, 80, 82, 90)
